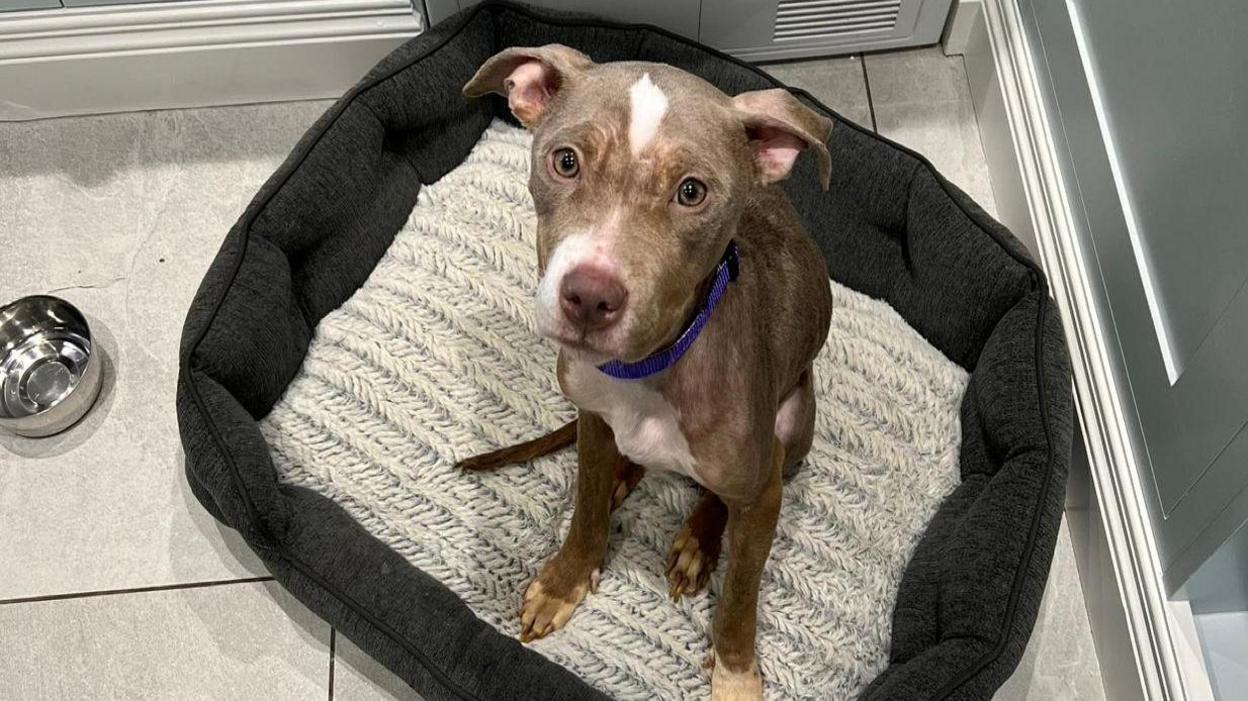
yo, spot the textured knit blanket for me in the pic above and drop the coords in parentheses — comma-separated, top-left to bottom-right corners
(261, 121, 968, 700)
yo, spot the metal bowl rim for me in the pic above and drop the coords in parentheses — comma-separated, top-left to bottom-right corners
(0, 294, 98, 425)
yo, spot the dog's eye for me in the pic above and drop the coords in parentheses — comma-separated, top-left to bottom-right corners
(552, 148, 579, 178)
(676, 178, 707, 207)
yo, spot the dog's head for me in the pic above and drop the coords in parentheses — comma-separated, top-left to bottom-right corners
(464, 45, 832, 363)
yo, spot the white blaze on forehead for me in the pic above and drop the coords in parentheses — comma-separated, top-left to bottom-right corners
(628, 73, 668, 156)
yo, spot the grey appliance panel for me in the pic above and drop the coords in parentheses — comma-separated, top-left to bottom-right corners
(425, 0, 700, 39)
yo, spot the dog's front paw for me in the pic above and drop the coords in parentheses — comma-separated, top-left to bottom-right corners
(709, 654, 763, 701)
(519, 558, 600, 643)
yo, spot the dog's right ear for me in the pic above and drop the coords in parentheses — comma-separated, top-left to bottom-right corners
(463, 44, 593, 129)
(732, 88, 834, 190)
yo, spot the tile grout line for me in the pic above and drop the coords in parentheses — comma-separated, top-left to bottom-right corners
(859, 53, 879, 133)
(0, 575, 275, 606)
(328, 628, 336, 701)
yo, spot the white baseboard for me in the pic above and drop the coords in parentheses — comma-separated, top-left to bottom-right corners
(962, 0, 1212, 699)
(0, 0, 421, 121)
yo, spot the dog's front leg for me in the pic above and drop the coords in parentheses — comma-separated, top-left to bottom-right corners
(519, 410, 619, 642)
(710, 437, 784, 700)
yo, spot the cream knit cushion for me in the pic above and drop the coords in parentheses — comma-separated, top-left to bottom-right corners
(260, 120, 967, 700)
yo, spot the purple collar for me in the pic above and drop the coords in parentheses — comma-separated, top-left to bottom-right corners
(598, 241, 740, 381)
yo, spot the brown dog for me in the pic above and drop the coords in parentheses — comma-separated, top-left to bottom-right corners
(461, 45, 833, 700)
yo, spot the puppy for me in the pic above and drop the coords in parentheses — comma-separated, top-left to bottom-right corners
(461, 44, 833, 701)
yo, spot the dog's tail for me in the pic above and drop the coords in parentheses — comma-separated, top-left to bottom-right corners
(456, 420, 577, 471)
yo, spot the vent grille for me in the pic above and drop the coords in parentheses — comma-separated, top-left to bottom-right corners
(773, 0, 902, 42)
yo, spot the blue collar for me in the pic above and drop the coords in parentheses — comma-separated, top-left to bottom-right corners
(598, 241, 740, 380)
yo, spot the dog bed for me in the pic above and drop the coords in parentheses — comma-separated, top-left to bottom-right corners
(259, 118, 968, 700)
(176, 2, 1073, 699)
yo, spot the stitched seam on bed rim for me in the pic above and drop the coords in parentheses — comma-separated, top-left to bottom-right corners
(932, 290, 1054, 700)
(178, 2, 1060, 699)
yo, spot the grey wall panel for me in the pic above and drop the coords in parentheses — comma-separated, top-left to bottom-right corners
(1183, 520, 1248, 615)
(62, 0, 191, 5)
(700, 0, 953, 61)
(427, 1, 954, 60)
(428, 0, 700, 38)
(1192, 610, 1248, 698)
(0, 0, 60, 12)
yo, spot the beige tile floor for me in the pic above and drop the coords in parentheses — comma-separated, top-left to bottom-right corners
(0, 48, 1103, 699)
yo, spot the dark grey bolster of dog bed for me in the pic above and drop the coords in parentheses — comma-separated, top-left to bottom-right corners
(176, 2, 1074, 699)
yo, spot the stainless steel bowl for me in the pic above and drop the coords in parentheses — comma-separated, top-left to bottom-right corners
(0, 295, 104, 437)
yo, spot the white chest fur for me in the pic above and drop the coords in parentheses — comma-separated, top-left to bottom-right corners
(561, 360, 700, 481)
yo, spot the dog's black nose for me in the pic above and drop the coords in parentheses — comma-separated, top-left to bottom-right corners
(560, 265, 627, 330)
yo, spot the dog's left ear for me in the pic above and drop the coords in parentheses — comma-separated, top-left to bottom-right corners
(732, 89, 834, 190)
(463, 44, 594, 128)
